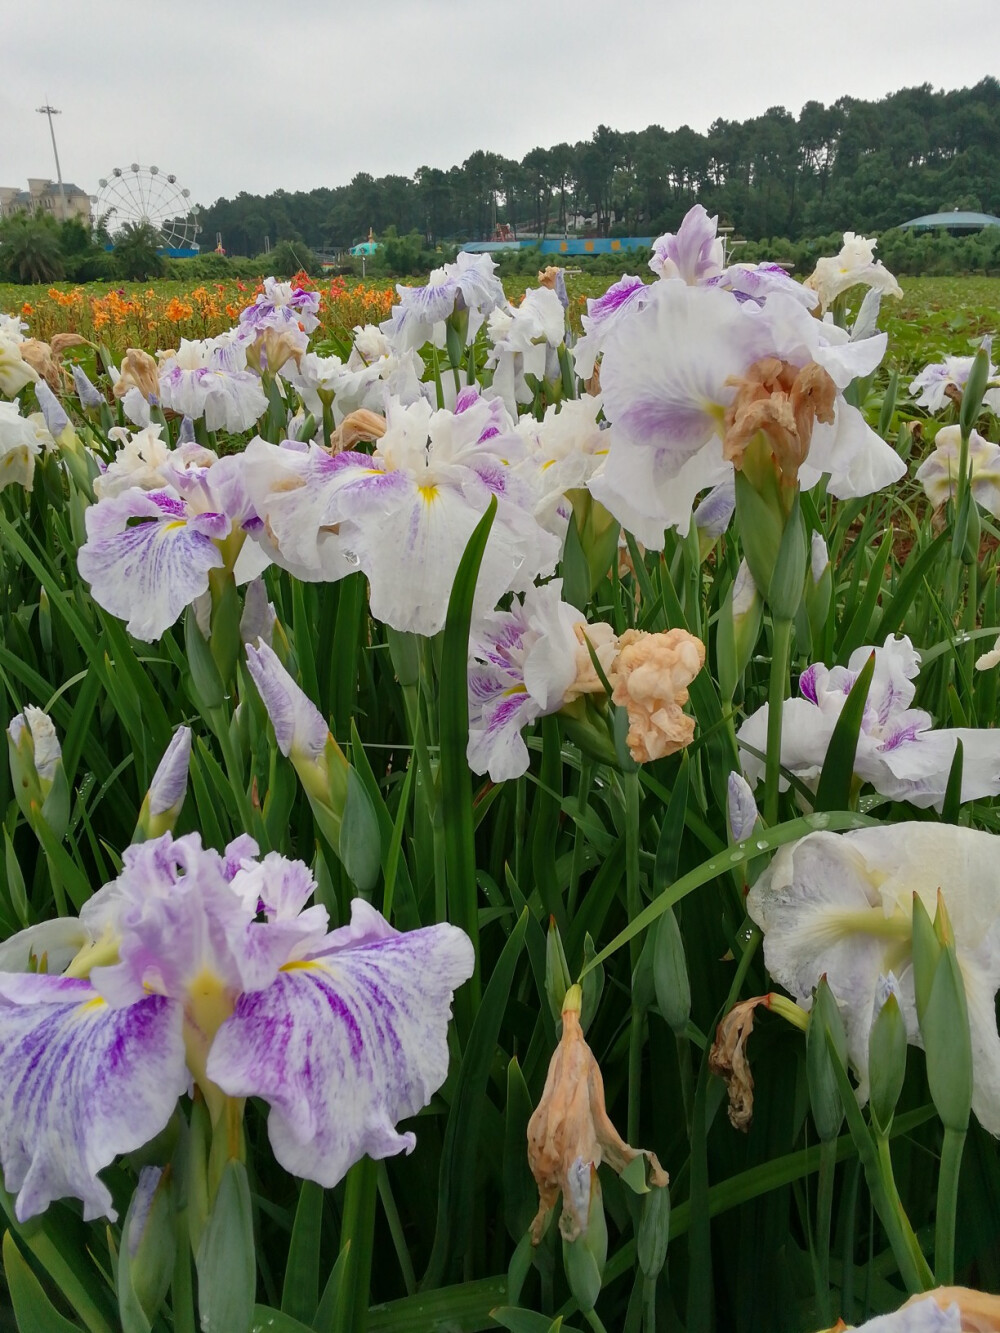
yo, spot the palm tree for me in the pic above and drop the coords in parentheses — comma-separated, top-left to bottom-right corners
(112, 222, 165, 281)
(0, 214, 65, 283)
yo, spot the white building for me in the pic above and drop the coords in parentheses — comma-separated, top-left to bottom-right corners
(0, 178, 93, 224)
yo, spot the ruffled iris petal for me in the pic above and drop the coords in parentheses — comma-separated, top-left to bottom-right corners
(77, 489, 227, 641)
(207, 901, 474, 1187)
(0, 975, 185, 1221)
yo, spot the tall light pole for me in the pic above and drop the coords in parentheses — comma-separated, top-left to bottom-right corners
(36, 104, 67, 220)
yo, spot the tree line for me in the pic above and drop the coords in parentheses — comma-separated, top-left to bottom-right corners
(195, 80, 1000, 256)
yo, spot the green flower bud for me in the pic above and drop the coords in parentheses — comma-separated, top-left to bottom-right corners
(807, 977, 847, 1143)
(959, 344, 992, 437)
(653, 908, 690, 1035)
(637, 1181, 671, 1281)
(118, 1166, 176, 1331)
(545, 917, 572, 1023)
(868, 978, 908, 1137)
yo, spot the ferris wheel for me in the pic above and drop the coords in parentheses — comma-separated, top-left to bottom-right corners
(96, 164, 201, 250)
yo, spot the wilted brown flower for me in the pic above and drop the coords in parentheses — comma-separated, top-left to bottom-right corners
(114, 348, 160, 403)
(19, 339, 66, 392)
(48, 333, 89, 356)
(537, 266, 561, 289)
(723, 357, 836, 484)
(527, 987, 668, 1243)
(708, 995, 773, 1131)
(610, 628, 705, 764)
(328, 408, 386, 455)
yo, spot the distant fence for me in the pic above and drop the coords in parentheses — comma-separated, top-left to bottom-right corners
(460, 237, 652, 256)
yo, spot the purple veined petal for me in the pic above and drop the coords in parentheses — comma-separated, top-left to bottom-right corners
(72, 364, 103, 410)
(693, 477, 735, 539)
(649, 205, 725, 284)
(77, 489, 228, 642)
(0, 974, 186, 1221)
(239, 576, 276, 647)
(35, 380, 69, 438)
(599, 281, 770, 473)
(148, 726, 192, 817)
(467, 673, 538, 782)
(727, 772, 759, 842)
(206, 900, 474, 1188)
(245, 640, 328, 763)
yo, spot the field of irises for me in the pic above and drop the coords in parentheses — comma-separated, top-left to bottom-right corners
(0, 213, 999, 1333)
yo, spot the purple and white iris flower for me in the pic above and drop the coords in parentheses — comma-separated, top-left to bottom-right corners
(737, 634, 1000, 811)
(572, 276, 652, 382)
(748, 823, 1000, 1134)
(0, 830, 473, 1221)
(909, 343, 999, 414)
(648, 205, 815, 308)
(649, 205, 725, 284)
(915, 424, 1000, 519)
(381, 252, 506, 353)
(238, 276, 321, 339)
(79, 434, 268, 641)
(467, 579, 616, 782)
(244, 393, 559, 635)
(157, 335, 268, 433)
(485, 287, 566, 415)
(588, 278, 904, 543)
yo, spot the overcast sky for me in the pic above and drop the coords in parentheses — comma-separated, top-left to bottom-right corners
(4, 0, 998, 212)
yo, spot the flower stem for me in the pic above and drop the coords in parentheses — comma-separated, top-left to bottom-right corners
(814, 1137, 838, 1327)
(333, 1156, 378, 1333)
(875, 1133, 935, 1291)
(208, 705, 257, 838)
(935, 1125, 966, 1285)
(764, 618, 794, 826)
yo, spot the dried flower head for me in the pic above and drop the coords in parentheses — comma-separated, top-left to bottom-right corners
(19, 339, 66, 392)
(708, 995, 771, 1131)
(114, 348, 160, 403)
(527, 987, 667, 1242)
(611, 628, 705, 764)
(328, 408, 387, 455)
(723, 357, 837, 483)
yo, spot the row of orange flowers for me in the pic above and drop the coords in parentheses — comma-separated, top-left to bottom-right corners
(15, 273, 396, 354)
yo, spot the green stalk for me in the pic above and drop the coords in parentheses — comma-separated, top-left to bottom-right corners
(584, 1309, 610, 1333)
(675, 1033, 695, 1141)
(625, 770, 642, 971)
(764, 618, 794, 826)
(377, 1162, 418, 1296)
(625, 770, 643, 1143)
(567, 759, 593, 917)
(643, 1276, 657, 1333)
(628, 1006, 643, 1146)
(208, 705, 256, 837)
(333, 1156, 378, 1333)
(874, 1134, 935, 1292)
(934, 1125, 966, 1285)
(814, 1137, 838, 1327)
(170, 1209, 197, 1333)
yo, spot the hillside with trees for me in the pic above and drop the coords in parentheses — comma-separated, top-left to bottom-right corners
(196, 79, 1000, 255)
